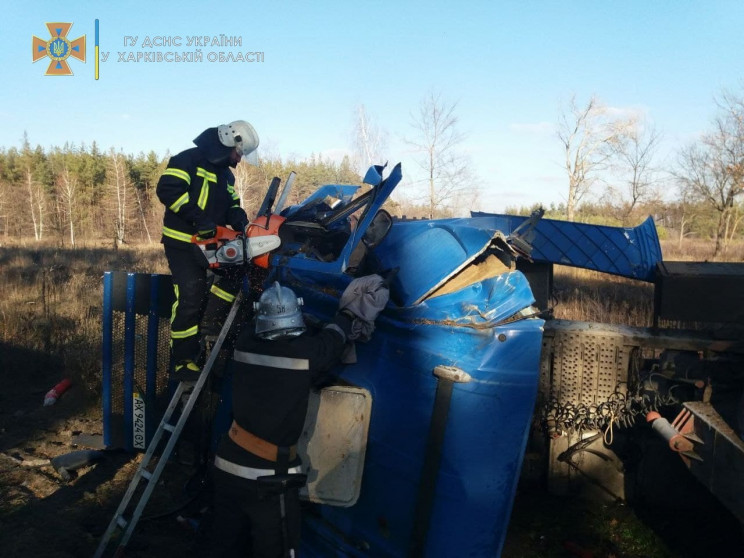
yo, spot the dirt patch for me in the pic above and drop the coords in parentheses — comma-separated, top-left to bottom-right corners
(0, 346, 205, 558)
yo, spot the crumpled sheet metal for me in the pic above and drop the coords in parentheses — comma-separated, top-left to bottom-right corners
(389, 271, 536, 328)
(375, 219, 529, 307)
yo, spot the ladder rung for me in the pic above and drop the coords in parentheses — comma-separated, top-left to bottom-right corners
(95, 290, 245, 557)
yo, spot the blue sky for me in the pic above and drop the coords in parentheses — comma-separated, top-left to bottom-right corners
(2, 1, 743, 213)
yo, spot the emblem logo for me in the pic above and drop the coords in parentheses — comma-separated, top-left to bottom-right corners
(32, 22, 86, 76)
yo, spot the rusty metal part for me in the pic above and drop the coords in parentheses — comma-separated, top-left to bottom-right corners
(646, 410, 702, 460)
(433, 365, 472, 383)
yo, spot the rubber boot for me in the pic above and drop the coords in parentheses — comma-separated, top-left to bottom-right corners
(173, 359, 201, 382)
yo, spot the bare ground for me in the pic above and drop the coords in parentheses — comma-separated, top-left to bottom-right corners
(0, 345, 204, 558)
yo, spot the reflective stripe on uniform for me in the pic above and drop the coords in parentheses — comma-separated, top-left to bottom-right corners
(175, 360, 200, 372)
(196, 167, 217, 182)
(169, 192, 189, 212)
(196, 167, 217, 210)
(227, 182, 240, 202)
(170, 284, 179, 323)
(213, 455, 302, 480)
(171, 325, 198, 339)
(233, 350, 309, 370)
(210, 284, 236, 303)
(162, 168, 191, 184)
(197, 185, 208, 209)
(162, 226, 193, 243)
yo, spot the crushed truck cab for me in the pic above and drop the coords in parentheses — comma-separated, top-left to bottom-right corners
(101, 164, 547, 557)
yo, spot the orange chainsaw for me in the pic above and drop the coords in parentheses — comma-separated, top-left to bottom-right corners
(191, 225, 281, 270)
(191, 172, 293, 269)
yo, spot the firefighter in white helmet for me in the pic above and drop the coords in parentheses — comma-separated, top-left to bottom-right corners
(156, 120, 259, 381)
(202, 277, 389, 557)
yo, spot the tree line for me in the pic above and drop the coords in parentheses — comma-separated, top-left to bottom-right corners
(0, 136, 362, 247)
(0, 130, 739, 252)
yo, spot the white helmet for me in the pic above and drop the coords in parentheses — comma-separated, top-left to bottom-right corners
(253, 282, 306, 340)
(218, 120, 259, 166)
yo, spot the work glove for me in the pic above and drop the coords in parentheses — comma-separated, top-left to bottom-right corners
(232, 219, 249, 234)
(196, 227, 217, 240)
(339, 274, 389, 341)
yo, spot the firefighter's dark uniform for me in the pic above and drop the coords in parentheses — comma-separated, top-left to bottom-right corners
(156, 128, 249, 370)
(206, 313, 352, 557)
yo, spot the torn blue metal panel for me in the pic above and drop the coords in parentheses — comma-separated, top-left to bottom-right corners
(274, 164, 403, 274)
(471, 212, 662, 282)
(374, 219, 510, 307)
(281, 184, 359, 220)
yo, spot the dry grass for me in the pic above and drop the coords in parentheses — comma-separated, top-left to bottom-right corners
(551, 268, 655, 326)
(0, 242, 168, 394)
(660, 238, 744, 261)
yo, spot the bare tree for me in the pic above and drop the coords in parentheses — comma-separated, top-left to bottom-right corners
(351, 104, 388, 173)
(712, 90, 744, 247)
(133, 187, 152, 243)
(674, 189, 696, 250)
(19, 138, 49, 241)
(675, 90, 744, 256)
(557, 94, 633, 221)
(108, 150, 133, 247)
(0, 180, 6, 240)
(233, 160, 273, 219)
(608, 118, 662, 224)
(406, 90, 476, 219)
(57, 165, 79, 246)
(715, 90, 744, 185)
(24, 166, 45, 241)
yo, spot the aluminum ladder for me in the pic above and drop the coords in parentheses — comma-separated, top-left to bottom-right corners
(93, 291, 243, 558)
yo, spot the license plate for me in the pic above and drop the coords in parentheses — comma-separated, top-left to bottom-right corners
(133, 391, 146, 450)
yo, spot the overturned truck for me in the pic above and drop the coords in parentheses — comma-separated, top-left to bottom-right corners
(100, 164, 744, 556)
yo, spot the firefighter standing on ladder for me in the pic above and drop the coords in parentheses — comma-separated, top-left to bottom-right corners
(156, 120, 259, 381)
